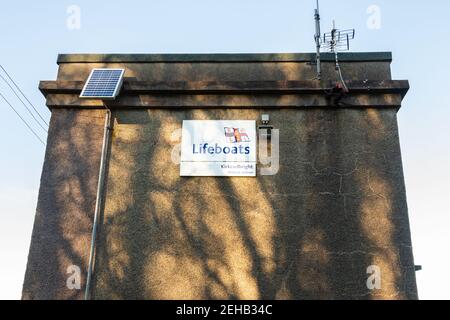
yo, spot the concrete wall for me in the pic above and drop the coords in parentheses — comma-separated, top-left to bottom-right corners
(23, 53, 418, 300)
(22, 109, 105, 300)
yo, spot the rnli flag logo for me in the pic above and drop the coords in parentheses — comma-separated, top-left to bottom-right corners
(224, 127, 251, 143)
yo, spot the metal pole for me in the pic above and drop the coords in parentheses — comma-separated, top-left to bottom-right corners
(314, 0, 322, 79)
(85, 109, 112, 300)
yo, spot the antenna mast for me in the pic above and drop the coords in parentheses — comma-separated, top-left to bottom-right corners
(312, 1, 356, 90)
(314, 0, 322, 80)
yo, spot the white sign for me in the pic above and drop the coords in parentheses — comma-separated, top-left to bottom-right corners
(180, 120, 257, 177)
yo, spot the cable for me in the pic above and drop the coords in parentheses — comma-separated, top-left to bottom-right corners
(0, 91, 46, 146)
(0, 73, 48, 132)
(0, 64, 50, 122)
(337, 64, 348, 92)
(334, 51, 349, 93)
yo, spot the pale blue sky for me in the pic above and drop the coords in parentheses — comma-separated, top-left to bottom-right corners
(0, 0, 449, 300)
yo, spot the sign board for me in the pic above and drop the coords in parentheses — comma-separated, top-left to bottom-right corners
(180, 120, 257, 177)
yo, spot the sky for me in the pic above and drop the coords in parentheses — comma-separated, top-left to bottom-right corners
(0, 0, 449, 300)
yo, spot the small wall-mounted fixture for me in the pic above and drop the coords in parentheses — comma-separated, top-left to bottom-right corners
(259, 114, 273, 139)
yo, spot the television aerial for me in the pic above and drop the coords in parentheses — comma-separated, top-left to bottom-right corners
(314, 0, 355, 90)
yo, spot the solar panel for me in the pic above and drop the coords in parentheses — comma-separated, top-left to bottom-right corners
(80, 69, 125, 99)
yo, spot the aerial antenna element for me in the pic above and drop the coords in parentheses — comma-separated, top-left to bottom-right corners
(313, 1, 356, 91)
(322, 21, 355, 91)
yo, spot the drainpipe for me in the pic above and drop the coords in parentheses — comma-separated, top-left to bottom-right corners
(85, 109, 113, 300)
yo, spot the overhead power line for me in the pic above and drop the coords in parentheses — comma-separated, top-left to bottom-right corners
(0, 91, 46, 146)
(0, 73, 48, 133)
(0, 64, 50, 121)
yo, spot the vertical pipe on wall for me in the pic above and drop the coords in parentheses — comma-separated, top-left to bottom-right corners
(85, 109, 112, 300)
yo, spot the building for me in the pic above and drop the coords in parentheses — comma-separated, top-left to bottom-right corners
(22, 52, 418, 299)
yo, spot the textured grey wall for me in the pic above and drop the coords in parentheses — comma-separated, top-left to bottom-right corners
(92, 108, 417, 299)
(22, 109, 105, 299)
(22, 53, 417, 300)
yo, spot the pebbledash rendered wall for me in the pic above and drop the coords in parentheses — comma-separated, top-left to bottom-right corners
(23, 52, 418, 300)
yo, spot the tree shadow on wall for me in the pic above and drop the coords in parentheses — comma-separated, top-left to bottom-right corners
(91, 106, 416, 300)
(23, 109, 108, 300)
